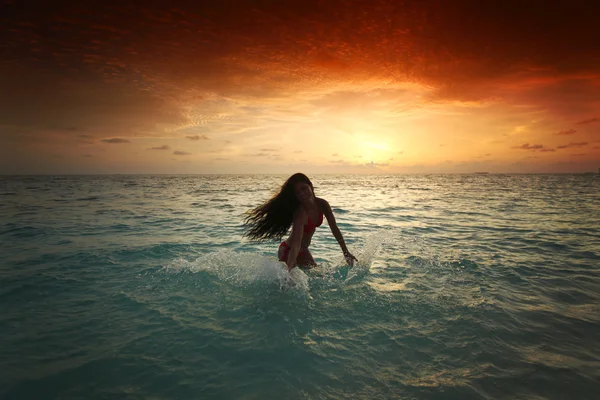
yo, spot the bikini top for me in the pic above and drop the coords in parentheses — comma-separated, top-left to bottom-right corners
(303, 212, 324, 233)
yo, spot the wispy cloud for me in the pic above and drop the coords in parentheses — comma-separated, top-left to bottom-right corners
(101, 138, 130, 144)
(557, 142, 588, 149)
(363, 161, 389, 168)
(575, 118, 599, 125)
(173, 150, 191, 156)
(512, 143, 544, 151)
(185, 135, 209, 140)
(148, 145, 170, 150)
(555, 129, 576, 135)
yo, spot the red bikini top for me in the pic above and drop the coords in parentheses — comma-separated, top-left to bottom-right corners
(303, 212, 323, 233)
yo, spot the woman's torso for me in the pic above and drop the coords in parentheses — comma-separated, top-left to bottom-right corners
(285, 198, 324, 248)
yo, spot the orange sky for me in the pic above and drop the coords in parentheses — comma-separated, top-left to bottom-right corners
(1, 0, 599, 174)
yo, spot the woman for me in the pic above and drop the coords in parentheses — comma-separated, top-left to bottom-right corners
(244, 173, 357, 271)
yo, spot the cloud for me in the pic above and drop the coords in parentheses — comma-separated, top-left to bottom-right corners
(185, 135, 209, 140)
(512, 143, 544, 151)
(332, 153, 339, 156)
(82, 154, 93, 158)
(364, 161, 389, 168)
(555, 129, 576, 135)
(575, 118, 599, 125)
(101, 138, 130, 144)
(173, 150, 191, 156)
(0, 65, 187, 140)
(539, 148, 556, 152)
(557, 142, 588, 149)
(3, 1, 600, 174)
(260, 148, 276, 152)
(148, 145, 170, 150)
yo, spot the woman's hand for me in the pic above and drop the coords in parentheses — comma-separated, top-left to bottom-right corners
(344, 252, 357, 266)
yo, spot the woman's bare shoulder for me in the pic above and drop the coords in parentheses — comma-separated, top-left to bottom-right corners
(315, 197, 330, 210)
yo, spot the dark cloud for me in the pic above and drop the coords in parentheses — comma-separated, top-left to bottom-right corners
(575, 118, 599, 125)
(556, 129, 576, 135)
(3, 0, 598, 106)
(173, 150, 191, 155)
(101, 138, 130, 144)
(512, 143, 544, 151)
(0, 65, 186, 138)
(148, 145, 170, 150)
(539, 148, 556, 152)
(557, 142, 588, 149)
(186, 135, 209, 140)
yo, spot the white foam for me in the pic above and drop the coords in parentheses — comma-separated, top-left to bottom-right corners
(164, 249, 309, 291)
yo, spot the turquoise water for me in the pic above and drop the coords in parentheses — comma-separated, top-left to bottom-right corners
(1, 174, 599, 399)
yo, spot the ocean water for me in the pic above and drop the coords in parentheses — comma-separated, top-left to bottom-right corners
(1, 174, 599, 400)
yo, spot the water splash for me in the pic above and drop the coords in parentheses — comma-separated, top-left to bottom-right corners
(345, 230, 396, 283)
(163, 249, 309, 292)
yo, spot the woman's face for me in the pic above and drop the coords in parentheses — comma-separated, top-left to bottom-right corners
(294, 182, 314, 204)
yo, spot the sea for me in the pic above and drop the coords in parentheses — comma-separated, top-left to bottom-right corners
(1, 174, 599, 399)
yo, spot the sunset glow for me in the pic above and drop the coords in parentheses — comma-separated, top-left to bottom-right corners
(1, 0, 599, 174)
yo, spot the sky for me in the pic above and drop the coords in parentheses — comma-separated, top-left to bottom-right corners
(1, 0, 599, 174)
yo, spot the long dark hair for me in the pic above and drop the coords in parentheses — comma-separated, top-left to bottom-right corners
(243, 173, 314, 241)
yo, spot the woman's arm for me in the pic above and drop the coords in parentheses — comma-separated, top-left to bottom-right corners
(285, 209, 305, 271)
(321, 199, 357, 266)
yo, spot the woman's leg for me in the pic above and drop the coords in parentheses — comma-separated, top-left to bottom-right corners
(296, 248, 317, 269)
